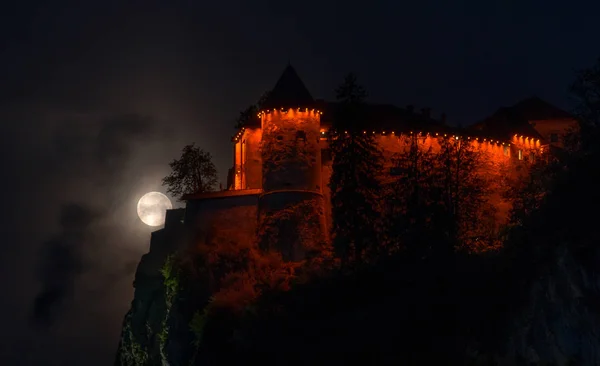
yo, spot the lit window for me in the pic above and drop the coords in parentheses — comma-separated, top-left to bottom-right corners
(550, 133, 558, 143)
(518, 150, 523, 160)
(503, 146, 509, 156)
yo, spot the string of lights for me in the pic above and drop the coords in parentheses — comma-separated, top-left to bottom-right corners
(231, 107, 543, 147)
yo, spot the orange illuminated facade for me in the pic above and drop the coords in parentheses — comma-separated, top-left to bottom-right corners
(187, 65, 577, 254)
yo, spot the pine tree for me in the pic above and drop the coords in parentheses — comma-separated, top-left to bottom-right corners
(329, 73, 383, 265)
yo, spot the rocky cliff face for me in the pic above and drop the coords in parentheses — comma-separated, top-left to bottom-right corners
(114, 233, 600, 366)
(114, 223, 189, 366)
(489, 246, 600, 366)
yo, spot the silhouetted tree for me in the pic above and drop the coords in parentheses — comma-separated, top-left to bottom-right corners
(434, 138, 496, 253)
(162, 144, 218, 199)
(504, 58, 600, 230)
(384, 135, 496, 257)
(329, 73, 383, 265)
(571, 57, 600, 155)
(382, 135, 439, 257)
(234, 91, 271, 129)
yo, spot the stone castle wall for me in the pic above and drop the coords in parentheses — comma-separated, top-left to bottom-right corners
(185, 192, 260, 249)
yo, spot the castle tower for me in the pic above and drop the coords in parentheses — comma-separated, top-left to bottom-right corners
(257, 65, 327, 261)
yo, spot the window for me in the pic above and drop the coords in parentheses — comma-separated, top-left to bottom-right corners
(530, 152, 535, 162)
(518, 150, 523, 160)
(296, 130, 307, 141)
(503, 145, 509, 156)
(550, 133, 558, 143)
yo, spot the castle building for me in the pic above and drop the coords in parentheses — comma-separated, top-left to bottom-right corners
(179, 65, 577, 258)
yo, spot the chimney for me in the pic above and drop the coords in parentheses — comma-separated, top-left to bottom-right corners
(421, 107, 431, 119)
(406, 104, 414, 114)
(440, 113, 447, 124)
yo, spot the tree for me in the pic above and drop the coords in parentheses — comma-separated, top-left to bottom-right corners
(162, 144, 218, 199)
(503, 58, 600, 233)
(384, 135, 497, 258)
(570, 57, 600, 155)
(234, 91, 271, 129)
(433, 138, 495, 253)
(382, 134, 439, 257)
(329, 73, 383, 265)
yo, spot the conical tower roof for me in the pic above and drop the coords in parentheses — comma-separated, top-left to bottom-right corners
(261, 64, 314, 110)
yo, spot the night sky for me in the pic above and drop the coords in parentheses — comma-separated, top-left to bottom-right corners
(0, 1, 598, 364)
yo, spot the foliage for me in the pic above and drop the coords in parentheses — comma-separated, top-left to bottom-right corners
(162, 143, 218, 199)
(158, 254, 180, 365)
(234, 91, 271, 129)
(570, 57, 600, 150)
(259, 117, 320, 187)
(161, 255, 180, 306)
(118, 56, 600, 366)
(190, 308, 209, 348)
(118, 310, 149, 366)
(188, 306, 211, 365)
(435, 137, 497, 252)
(383, 135, 499, 257)
(382, 135, 439, 256)
(329, 73, 384, 266)
(257, 198, 328, 262)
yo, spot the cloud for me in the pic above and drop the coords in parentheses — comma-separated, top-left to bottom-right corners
(31, 203, 99, 327)
(29, 112, 170, 328)
(51, 113, 164, 180)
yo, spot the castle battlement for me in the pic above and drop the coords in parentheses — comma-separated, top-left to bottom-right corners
(186, 65, 577, 261)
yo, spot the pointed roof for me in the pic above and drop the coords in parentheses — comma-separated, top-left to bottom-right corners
(261, 64, 314, 110)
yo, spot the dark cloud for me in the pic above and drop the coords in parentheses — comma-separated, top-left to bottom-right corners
(94, 114, 157, 169)
(31, 203, 98, 327)
(30, 113, 170, 329)
(51, 113, 168, 178)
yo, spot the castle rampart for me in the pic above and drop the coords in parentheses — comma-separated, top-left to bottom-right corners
(185, 65, 577, 260)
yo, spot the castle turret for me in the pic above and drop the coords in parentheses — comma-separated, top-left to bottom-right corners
(257, 65, 327, 261)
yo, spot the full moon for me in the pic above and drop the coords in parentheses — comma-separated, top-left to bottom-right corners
(137, 192, 173, 227)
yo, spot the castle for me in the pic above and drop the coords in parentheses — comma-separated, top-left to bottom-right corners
(172, 65, 577, 260)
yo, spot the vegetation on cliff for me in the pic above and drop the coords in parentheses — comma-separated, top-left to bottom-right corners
(116, 58, 600, 366)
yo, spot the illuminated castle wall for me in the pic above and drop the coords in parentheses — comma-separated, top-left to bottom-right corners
(183, 65, 577, 257)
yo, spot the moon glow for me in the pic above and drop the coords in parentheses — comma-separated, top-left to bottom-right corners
(137, 192, 173, 227)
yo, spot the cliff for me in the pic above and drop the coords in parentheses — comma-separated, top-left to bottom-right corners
(114, 155, 600, 366)
(114, 244, 600, 366)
